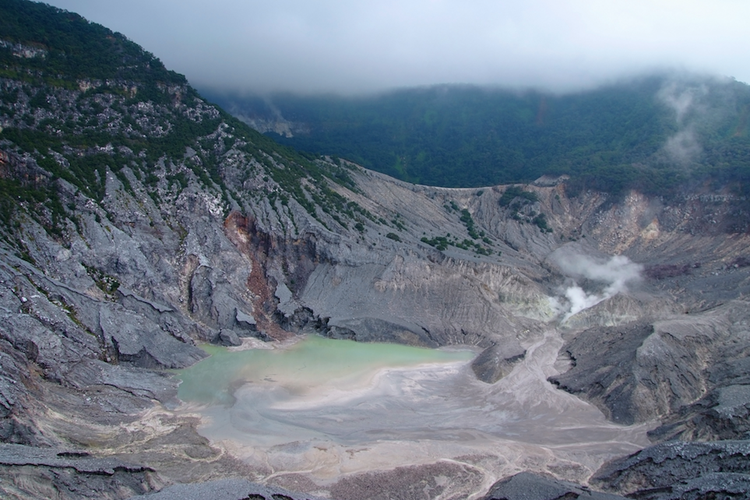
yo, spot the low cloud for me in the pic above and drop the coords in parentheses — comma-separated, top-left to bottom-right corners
(549, 248, 643, 320)
(42, 0, 750, 95)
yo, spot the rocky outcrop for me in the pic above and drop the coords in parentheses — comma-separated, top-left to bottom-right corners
(328, 461, 485, 500)
(471, 341, 526, 383)
(482, 471, 626, 500)
(0, 444, 162, 499)
(647, 303, 750, 442)
(650, 385, 750, 443)
(99, 305, 206, 368)
(549, 301, 750, 425)
(549, 322, 674, 424)
(132, 478, 325, 500)
(591, 441, 750, 499)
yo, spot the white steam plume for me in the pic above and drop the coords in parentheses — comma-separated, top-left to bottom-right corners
(657, 80, 708, 163)
(549, 249, 643, 321)
(663, 128, 701, 164)
(658, 81, 705, 124)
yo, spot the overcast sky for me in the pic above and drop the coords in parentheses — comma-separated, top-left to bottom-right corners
(43, 0, 750, 95)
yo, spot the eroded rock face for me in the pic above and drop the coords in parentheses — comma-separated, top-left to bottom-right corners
(550, 300, 750, 429)
(0, 444, 163, 499)
(3, 161, 750, 498)
(650, 384, 750, 443)
(132, 478, 326, 500)
(591, 441, 750, 499)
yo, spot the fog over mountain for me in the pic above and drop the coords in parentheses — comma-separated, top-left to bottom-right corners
(41, 0, 750, 95)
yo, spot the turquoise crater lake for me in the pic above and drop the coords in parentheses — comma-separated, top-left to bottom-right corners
(173, 332, 651, 487)
(176, 335, 475, 407)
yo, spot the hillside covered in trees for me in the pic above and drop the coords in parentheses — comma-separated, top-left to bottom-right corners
(0, 0, 370, 246)
(206, 76, 750, 197)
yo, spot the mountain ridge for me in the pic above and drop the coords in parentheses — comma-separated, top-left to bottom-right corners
(1, 1, 750, 499)
(205, 75, 750, 197)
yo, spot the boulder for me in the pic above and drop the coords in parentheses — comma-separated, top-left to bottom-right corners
(216, 329, 242, 347)
(483, 471, 625, 500)
(591, 440, 750, 498)
(471, 341, 526, 383)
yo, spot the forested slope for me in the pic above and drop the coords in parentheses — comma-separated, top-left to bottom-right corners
(207, 77, 750, 196)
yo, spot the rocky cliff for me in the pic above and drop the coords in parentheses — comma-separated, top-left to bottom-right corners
(1, 1, 750, 499)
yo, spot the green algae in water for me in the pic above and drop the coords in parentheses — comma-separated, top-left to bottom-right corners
(175, 335, 475, 406)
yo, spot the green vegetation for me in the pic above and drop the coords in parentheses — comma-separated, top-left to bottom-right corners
(499, 186, 538, 207)
(0, 0, 184, 86)
(0, 0, 374, 240)
(206, 77, 750, 197)
(532, 213, 551, 233)
(391, 213, 406, 231)
(421, 235, 449, 251)
(496, 186, 552, 232)
(459, 208, 479, 239)
(421, 233, 492, 255)
(0, 173, 64, 234)
(83, 264, 120, 297)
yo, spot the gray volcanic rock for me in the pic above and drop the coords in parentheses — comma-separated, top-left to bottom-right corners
(471, 340, 526, 383)
(326, 316, 438, 346)
(329, 461, 485, 500)
(133, 478, 325, 500)
(650, 384, 750, 442)
(559, 292, 680, 331)
(0, 443, 150, 473)
(550, 301, 750, 425)
(646, 301, 750, 443)
(0, 443, 162, 499)
(482, 471, 626, 500)
(591, 440, 750, 498)
(548, 322, 656, 424)
(627, 472, 750, 500)
(0, 339, 45, 445)
(98, 305, 206, 369)
(65, 359, 178, 403)
(301, 252, 546, 350)
(215, 328, 242, 346)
